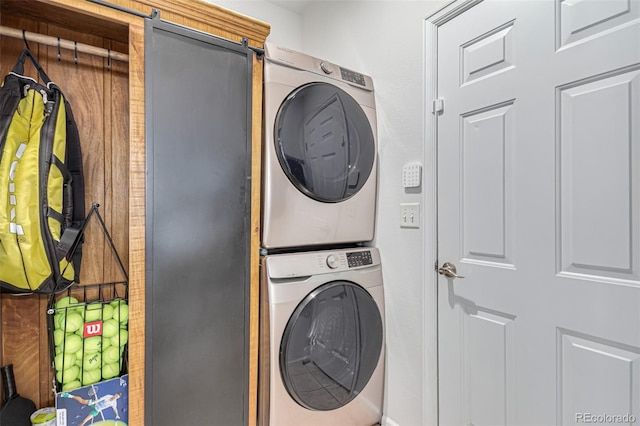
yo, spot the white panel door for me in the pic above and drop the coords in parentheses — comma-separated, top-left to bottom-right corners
(435, 1, 640, 425)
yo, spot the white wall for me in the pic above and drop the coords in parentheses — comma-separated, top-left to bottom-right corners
(209, 1, 448, 425)
(209, 0, 304, 48)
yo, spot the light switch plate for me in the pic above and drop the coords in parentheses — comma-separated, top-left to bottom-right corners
(400, 203, 420, 228)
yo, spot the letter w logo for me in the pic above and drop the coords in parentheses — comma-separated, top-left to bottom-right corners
(84, 321, 103, 338)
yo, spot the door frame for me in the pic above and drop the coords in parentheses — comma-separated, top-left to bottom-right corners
(423, 1, 483, 424)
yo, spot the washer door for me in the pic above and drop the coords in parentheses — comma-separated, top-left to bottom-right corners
(275, 82, 375, 203)
(279, 281, 383, 411)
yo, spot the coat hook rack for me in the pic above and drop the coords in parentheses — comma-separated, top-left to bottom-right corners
(0, 25, 129, 63)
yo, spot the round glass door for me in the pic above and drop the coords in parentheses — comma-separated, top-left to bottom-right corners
(279, 281, 383, 411)
(275, 82, 375, 203)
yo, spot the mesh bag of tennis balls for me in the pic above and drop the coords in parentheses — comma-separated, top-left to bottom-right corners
(50, 296, 128, 392)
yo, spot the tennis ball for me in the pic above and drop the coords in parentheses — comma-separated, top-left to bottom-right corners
(102, 346, 120, 364)
(53, 329, 65, 346)
(61, 380, 82, 392)
(83, 352, 102, 371)
(55, 296, 78, 309)
(54, 313, 66, 330)
(56, 365, 80, 384)
(82, 368, 101, 386)
(55, 353, 76, 371)
(84, 303, 104, 322)
(101, 336, 112, 351)
(112, 302, 129, 324)
(84, 336, 102, 353)
(101, 304, 114, 321)
(110, 299, 124, 308)
(71, 306, 86, 319)
(109, 329, 128, 348)
(63, 334, 82, 354)
(102, 319, 119, 338)
(101, 362, 120, 379)
(63, 312, 84, 333)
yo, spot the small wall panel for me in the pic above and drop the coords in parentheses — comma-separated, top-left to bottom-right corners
(557, 329, 640, 425)
(461, 21, 515, 86)
(462, 101, 514, 267)
(463, 308, 516, 426)
(558, 69, 640, 282)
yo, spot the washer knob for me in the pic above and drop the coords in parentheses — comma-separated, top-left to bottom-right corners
(320, 62, 333, 74)
(326, 254, 339, 269)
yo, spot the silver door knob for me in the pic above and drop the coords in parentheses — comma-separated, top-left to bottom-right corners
(438, 262, 465, 279)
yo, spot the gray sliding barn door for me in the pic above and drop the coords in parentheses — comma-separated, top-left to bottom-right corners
(145, 19, 252, 426)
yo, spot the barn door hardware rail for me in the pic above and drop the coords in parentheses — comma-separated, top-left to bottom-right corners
(90, 0, 264, 58)
(87, 0, 157, 19)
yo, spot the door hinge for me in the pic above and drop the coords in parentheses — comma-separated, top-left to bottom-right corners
(432, 98, 444, 115)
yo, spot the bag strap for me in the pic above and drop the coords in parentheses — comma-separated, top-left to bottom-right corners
(11, 49, 53, 86)
(0, 72, 23, 158)
(55, 101, 85, 272)
(64, 101, 85, 229)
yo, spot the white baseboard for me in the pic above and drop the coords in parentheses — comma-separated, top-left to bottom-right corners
(381, 415, 401, 426)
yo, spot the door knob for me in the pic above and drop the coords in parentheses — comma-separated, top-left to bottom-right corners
(438, 262, 465, 279)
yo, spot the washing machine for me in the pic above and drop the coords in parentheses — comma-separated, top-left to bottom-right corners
(259, 247, 385, 426)
(262, 42, 378, 249)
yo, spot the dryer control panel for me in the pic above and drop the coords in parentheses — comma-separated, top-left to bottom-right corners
(340, 68, 366, 87)
(264, 42, 374, 91)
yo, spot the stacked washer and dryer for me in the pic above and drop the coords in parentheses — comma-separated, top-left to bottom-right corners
(259, 42, 385, 426)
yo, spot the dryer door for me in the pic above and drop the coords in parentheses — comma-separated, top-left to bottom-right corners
(279, 280, 383, 411)
(275, 83, 375, 202)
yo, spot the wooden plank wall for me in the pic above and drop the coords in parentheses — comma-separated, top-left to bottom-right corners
(0, 13, 129, 408)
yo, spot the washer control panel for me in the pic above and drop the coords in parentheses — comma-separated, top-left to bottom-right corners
(346, 250, 373, 268)
(267, 247, 381, 279)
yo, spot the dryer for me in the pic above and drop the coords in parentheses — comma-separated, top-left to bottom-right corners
(260, 247, 385, 426)
(262, 43, 378, 249)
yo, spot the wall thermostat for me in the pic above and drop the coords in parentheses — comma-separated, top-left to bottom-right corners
(402, 162, 422, 188)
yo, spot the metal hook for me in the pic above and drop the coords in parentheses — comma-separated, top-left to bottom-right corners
(74, 41, 78, 65)
(57, 38, 61, 62)
(22, 29, 31, 51)
(107, 49, 111, 72)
